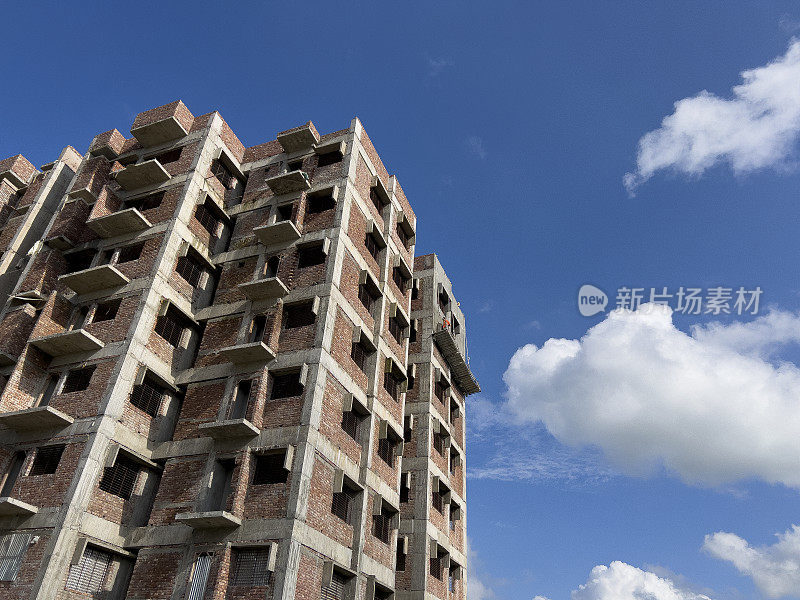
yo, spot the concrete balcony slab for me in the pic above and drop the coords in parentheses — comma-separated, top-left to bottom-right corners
(0, 497, 37, 517)
(30, 329, 104, 357)
(115, 160, 170, 191)
(87, 208, 151, 238)
(175, 510, 241, 529)
(59, 264, 129, 295)
(265, 170, 310, 195)
(217, 341, 276, 364)
(198, 419, 260, 440)
(238, 277, 289, 301)
(131, 115, 188, 147)
(277, 123, 320, 153)
(0, 405, 74, 431)
(253, 221, 301, 246)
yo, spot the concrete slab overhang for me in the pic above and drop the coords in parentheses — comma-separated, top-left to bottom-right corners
(0, 497, 38, 517)
(217, 341, 276, 364)
(59, 264, 129, 295)
(115, 160, 171, 191)
(432, 328, 481, 395)
(0, 405, 74, 431)
(253, 221, 301, 246)
(277, 123, 320, 153)
(238, 277, 289, 301)
(174, 511, 241, 529)
(131, 115, 189, 147)
(198, 419, 260, 439)
(88, 208, 151, 238)
(30, 329, 104, 356)
(265, 170, 311, 195)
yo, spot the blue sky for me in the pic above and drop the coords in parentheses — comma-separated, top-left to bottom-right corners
(4, 2, 800, 598)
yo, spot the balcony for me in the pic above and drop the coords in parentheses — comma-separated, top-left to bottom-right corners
(30, 329, 104, 357)
(59, 264, 129, 295)
(0, 497, 37, 517)
(115, 159, 171, 191)
(217, 341, 276, 364)
(238, 276, 289, 301)
(432, 327, 480, 395)
(175, 510, 241, 529)
(87, 208, 151, 238)
(198, 418, 260, 439)
(265, 170, 311, 195)
(131, 112, 189, 147)
(277, 122, 320, 153)
(0, 406, 74, 432)
(254, 221, 301, 246)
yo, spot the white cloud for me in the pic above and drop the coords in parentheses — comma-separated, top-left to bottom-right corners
(504, 304, 800, 488)
(467, 135, 487, 159)
(467, 540, 496, 600)
(704, 525, 800, 598)
(624, 39, 800, 194)
(568, 562, 712, 600)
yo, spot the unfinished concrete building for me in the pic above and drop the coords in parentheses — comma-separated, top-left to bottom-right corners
(0, 100, 479, 600)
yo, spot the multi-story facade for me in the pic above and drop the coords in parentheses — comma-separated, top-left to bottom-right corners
(0, 101, 479, 600)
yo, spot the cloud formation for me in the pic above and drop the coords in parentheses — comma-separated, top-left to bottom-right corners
(624, 39, 800, 194)
(504, 304, 800, 488)
(568, 562, 712, 600)
(704, 525, 800, 598)
(466, 135, 487, 159)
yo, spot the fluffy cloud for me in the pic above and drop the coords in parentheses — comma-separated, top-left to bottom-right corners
(704, 525, 800, 598)
(569, 562, 711, 600)
(504, 304, 800, 488)
(624, 39, 800, 194)
(467, 540, 496, 600)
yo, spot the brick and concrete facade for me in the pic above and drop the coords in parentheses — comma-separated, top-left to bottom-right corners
(0, 101, 479, 600)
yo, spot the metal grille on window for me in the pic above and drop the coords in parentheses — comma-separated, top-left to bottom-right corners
(397, 223, 410, 248)
(211, 159, 235, 189)
(384, 372, 399, 401)
(351, 342, 368, 372)
(0, 533, 31, 581)
(176, 254, 204, 288)
(65, 546, 112, 594)
(99, 455, 140, 500)
(365, 233, 380, 261)
(433, 431, 445, 455)
(130, 377, 164, 417)
(322, 570, 347, 600)
(331, 487, 356, 523)
(358, 284, 375, 313)
(195, 201, 221, 236)
(372, 512, 392, 543)
(29, 445, 65, 476)
(392, 268, 407, 293)
(378, 438, 394, 465)
(63, 366, 95, 393)
(231, 547, 271, 586)
(187, 553, 212, 600)
(389, 317, 403, 343)
(430, 555, 443, 580)
(432, 489, 444, 514)
(341, 410, 361, 441)
(155, 306, 186, 347)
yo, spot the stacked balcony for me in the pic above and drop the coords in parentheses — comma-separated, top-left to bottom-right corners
(59, 264, 129, 295)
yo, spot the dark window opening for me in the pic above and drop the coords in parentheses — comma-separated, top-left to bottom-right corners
(433, 430, 446, 456)
(282, 302, 315, 329)
(358, 283, 380, 314)
(372, 510, 393, 544)
(152, 147, 182, 166)
(276, 203, 293, 222)
(130, 375, 165, 417)
(403, 417, 413, 443)
(341, 409, 363, 442)
(400, 475, 410, 503)
(307, 193, 336, 214)
(62, 366, 95, 393)
(175, 250, 206, 288)
(229, 379, 254, 420)
(38, 375, 59, 407)
(99, 455, 140, 500)
(0, 452, 25, 496)
(396, 539, 407, 571)
(154, 305, 189, 347)
(322, 570, 347, 600)
(64, 249, 96, 273)
(297, 244, 326, 268)
(411, 283, 419, 300)
(231, 547, 272, 587)
(397, 223, 412, 248)
(410, 320, 418, 343)
(316, 152, 341, 168)
(270, 372, 304, 400)
(194, 199, 222, 239)
(124, 191, 164, 212)
(92, 299, 120, 323)
(388, 316, 404, 344)
(117, 242, 144, 264)
(377, 438, 395, 466)
(249, 316, 267, 343)
(29, 445, 65, 476)
(211, 159, 241, 190)
(392, 267, 408, 294)
(384, 371, 401, 402)
(439, 290, 450, 313)
(252, 452, 288, 485)
(351, 342, 370, 373)
(263, 256, 279, 278)
(432, 489, 444, 514)
(364, 232, 381, 261)
(287, 159, 304, 172)
(434, 380, 450, 403)
(369, 189, 385, 215)
(331, 486, 358, 524)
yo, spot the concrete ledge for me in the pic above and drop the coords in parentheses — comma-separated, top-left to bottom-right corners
(115, 160, 171, 190)
(175, 510, 241, 529)
(88, 208, 151, 238)
(0, 405, 74, 431)
(198, 419, 260, 439)
(30, 329, 104, 356)
(217, 341, 276, 364)
(238, 277, 289, 301)
(131, 115, 188, 147)
(0, 497, 38, 517)
(277, 122, 320, 153)
(254, 221, 301, 246)
(432, 328, 480, 395)
(59, 264, 130, 295)
(265, 170, 310, 195)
